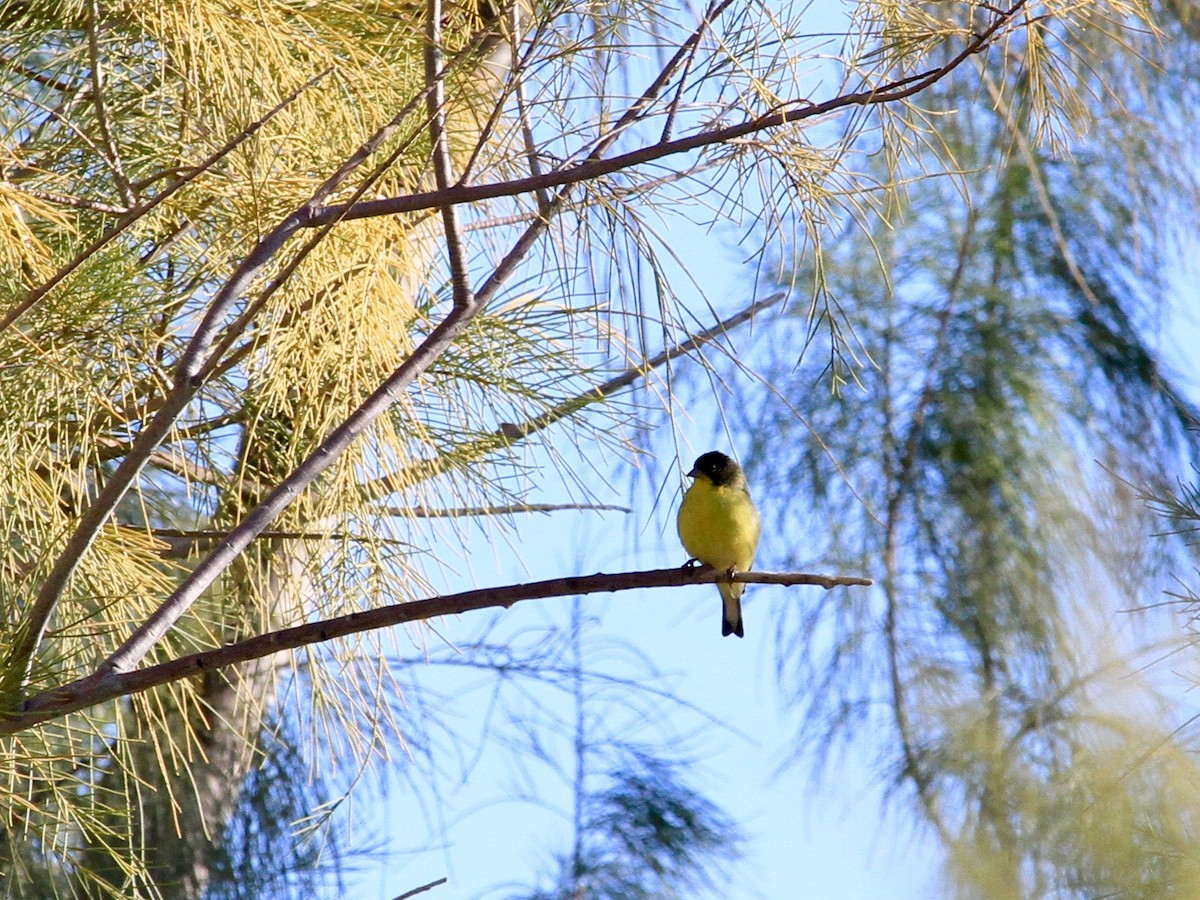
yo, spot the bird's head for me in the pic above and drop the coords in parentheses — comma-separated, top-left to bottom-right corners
(687, 451, 743, 487)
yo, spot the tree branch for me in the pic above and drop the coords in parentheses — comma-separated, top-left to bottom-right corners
(86, 0, 707, 686)
(311, 1, 1027, 227)
(0, 69, 341, 695)
(394, 876, 448, 900)
(2, 13, 526, 687)
(1, 27, 512, 692)
(87, 2, 135, 208)
(2, 567, 871, 734)
(147, 504, 627, 556)
(379, 502, 630, 518)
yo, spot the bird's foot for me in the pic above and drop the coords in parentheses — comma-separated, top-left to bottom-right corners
(682, 557, 704, 570)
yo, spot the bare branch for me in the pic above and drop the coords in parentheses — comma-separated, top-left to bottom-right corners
(10, 187, 129, 215)
(660, 0, 724, 142)
(511, 23, 550, 211)
(146, 527, 415, 553)
(147, 504, 626, 556)
(0, 54, 79, 94)
(3, 567, 871, 734)
(379, 502, 631, 518)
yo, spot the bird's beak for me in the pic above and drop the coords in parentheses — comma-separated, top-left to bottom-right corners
(687, 467, 698, 478)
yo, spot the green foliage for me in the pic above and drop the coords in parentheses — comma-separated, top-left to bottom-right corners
(3, 0, 1187, 896)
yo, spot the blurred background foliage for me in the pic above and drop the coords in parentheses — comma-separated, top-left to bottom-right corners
(734, 0, 1200, 894)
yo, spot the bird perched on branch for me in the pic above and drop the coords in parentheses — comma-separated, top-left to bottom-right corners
(677, 451, 761, 638)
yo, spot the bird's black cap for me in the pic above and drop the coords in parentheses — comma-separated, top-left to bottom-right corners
(688, 451, 742, 487)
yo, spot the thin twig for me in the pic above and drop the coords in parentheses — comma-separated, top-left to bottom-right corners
(11, 188, 129, 215)
(147, 527, 415, 549)
(454, 3, 542, 186)
(4, 567, 871, 734)
(512, 43, 550, 211)
(427, 0, 473, 309)
(78, 411, 242, 469)
(660, 0, 722, 142)
(502, 292, 786, 439)
(0, 55, 78, 94)
(981, 70, 1101, 308)
(393, 876, 448, 900)
(88, 2, 136, 207)
(877, 218, 978, 846)
(146, 505, 626, 555)
(379, 502, 631, 518)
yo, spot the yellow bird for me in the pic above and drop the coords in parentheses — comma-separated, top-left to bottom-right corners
(677, 451, 761, 638)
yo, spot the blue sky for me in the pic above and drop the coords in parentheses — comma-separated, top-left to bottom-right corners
(326, 206, 954, 898)
(342, 495, 944, 900)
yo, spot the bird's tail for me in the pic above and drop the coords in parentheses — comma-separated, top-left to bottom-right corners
(719, 582, 745, 638)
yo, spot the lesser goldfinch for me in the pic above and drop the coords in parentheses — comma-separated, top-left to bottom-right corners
(676, 451, 762, 638)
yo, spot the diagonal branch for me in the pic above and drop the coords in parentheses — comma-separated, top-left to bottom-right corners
(0, 70, 338, 695)
(96, 300, 489, 679)
(395, 877, 449, 900)
(87, 2, 135, 208)
(3, 567, 871, 735)
(660, 0, 723, 142)
(2, 13, 519, 695)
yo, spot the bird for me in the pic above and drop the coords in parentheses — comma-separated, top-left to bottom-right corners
(676, 451, 762, 638)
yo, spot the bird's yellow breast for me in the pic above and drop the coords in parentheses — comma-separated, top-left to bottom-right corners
(677, 477, 761, 571)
